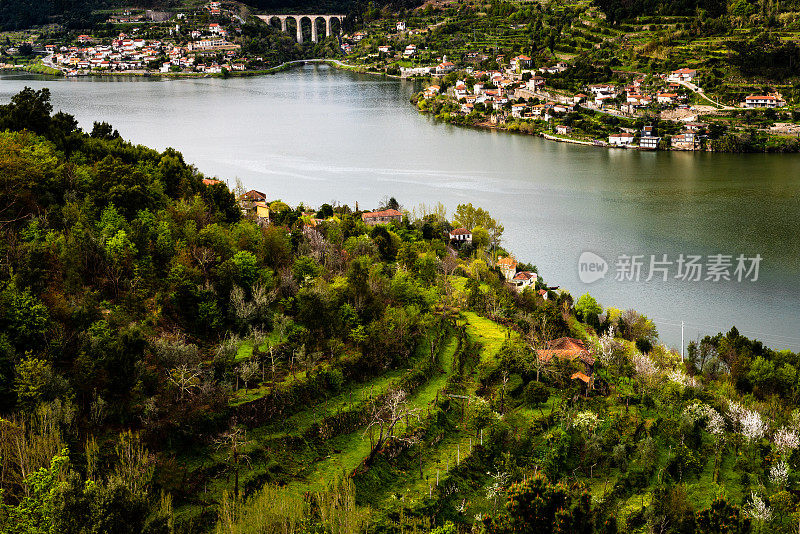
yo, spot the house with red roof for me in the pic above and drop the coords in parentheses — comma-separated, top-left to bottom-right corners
(510, 55, 532, 70)
(448, 228, 472, 243)
(362, 209, 402, 226)
(537, 337, 595, 375)
(511, 271, 537, 291)
(743, 93, 786, 109)
(496, 256, 517, 280)
(667, 68, 697, 82)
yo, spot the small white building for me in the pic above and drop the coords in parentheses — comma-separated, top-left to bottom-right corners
(511, 271, 538, 292)
(511, 104, 526, 118)
(396, 21, 406, 31)
(448, 228, 472, 243)
(657, 93, 678, 104)
(667, 68, 697, 82)
(609, 132, 635, 146)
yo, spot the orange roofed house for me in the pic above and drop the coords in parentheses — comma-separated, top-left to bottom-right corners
(536, 337, 595, 377)
(361, 209, 402, 226)
(497, 256, 517, 280)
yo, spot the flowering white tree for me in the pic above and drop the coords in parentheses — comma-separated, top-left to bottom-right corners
(574, 411, 601, 436)
(683, 402, 725, 436)
(485, 469, 509, 506)
(596, 326, 622, 367)
(741, 410, 768, 443)
(727, 400, 747, 432)
(774, 427, 799, 457)
(744, 491, 772, 523)
(632, 352, 658, 380)
(769, 461, 790, 487)
(667, 369, 697, 390)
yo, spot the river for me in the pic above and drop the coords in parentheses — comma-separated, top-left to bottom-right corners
(2, 64, 799, 351)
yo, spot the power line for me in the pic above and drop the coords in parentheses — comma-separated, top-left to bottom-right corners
(648, 315, 800, 346)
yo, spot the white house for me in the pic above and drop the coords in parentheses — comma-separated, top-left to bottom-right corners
(436, 61, 455, 74)
(510, 55, 532, 70)
(657, 92, 678, 104)
(608, 132, 635, 146)
(668, 68, 697, 82)
(743, 93, 786, 108)
(448, 228, 472, 243)
(639, 135, 660, 150)
(588, 84, 616, 97)
(511, 271, 538, 291)
(396, 21, 406, 31)
(555, 125, 572, 135)
(511, 104, 526, 118)
(526, 76, 545, 90)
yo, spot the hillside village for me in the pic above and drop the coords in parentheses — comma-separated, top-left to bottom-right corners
(2, 1, 336, 76)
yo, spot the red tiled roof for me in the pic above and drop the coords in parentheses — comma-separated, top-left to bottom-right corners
(362, 209, 402, 219)
(571, 372, 591, 383)
(450, 228, 471, 235)
(537, 337, 595, 366)
(512, 271, 536, 281)
(241, 190, 266, 201)
(497, 256, 517, 268)
(202, 178, 223, 186)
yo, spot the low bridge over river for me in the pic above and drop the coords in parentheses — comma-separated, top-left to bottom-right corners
(256, 14, 345, 43)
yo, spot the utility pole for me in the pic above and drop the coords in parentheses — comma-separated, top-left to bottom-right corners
(681, 321, 685, 361)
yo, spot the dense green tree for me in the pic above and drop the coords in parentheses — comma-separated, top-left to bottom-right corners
(695, 496, 751, 534)
(483, 474, 593, 534)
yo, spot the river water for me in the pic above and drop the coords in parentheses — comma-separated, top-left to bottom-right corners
(2, 64, 799, 351)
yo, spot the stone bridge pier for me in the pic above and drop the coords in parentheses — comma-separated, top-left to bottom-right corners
(256, 14, 345, 44)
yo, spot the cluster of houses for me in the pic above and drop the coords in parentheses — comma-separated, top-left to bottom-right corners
(417, 64, 706, 122)
(497, 256, 542, 294)
(42, 1, 251, 75)
(609, 121, 707, 151)
(49, 27, 244, 75)
(49, 35, 161, 73)
(588, 68, 697, 112)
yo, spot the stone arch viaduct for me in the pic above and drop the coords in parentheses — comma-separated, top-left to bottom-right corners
(255, 14, 345, 43)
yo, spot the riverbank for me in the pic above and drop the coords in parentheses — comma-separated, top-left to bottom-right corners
(412, 91, 800, 154)
(35, 57, 364, 80)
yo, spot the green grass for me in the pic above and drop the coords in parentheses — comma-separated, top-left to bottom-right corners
(289, 333, 460, 493)
(462, 311, 517, 364)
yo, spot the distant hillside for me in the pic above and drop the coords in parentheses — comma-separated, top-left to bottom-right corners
(243, 0, 421, 14)
(0, 0, 420, 30)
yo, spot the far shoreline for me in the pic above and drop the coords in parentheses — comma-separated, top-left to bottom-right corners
(4, 60, 795, 154)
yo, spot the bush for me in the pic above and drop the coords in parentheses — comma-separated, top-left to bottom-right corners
(523, 381, 549, 409)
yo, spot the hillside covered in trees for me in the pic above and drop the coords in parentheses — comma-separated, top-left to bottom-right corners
(1, 87, 800, 534)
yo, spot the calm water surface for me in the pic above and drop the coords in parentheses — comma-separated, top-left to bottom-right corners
(2, 65, 799, 350)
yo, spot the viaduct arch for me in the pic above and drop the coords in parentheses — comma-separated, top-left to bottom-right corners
(256, 14, 345, 43)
